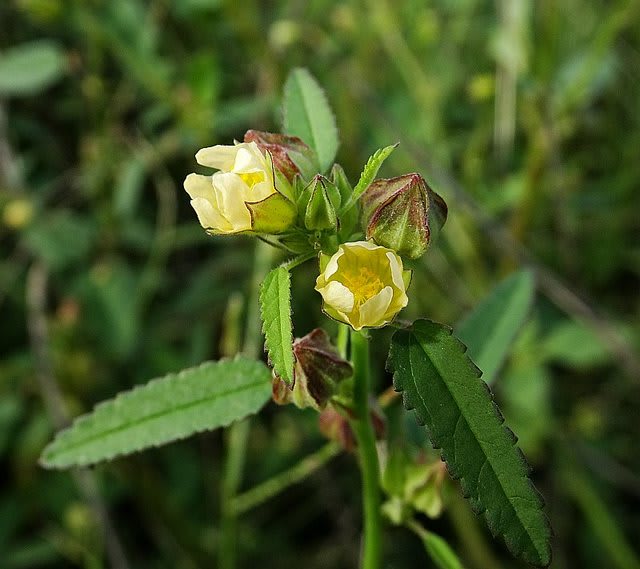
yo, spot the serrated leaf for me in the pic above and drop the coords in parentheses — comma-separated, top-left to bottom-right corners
(260, 266, 294, 385)
(456, 270, 535, 384)
(0, 41, 66, 96)
(40, 357, 272, 469)
(283, 68, 339, 172)
(388, 319, 551, 567)
(340, 144, 398, 213)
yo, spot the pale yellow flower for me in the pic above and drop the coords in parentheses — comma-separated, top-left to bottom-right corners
(184, 141, 276, 234)
(315, 241, 411, 330)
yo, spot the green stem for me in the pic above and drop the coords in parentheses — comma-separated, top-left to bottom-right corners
(350, 329, 383, 569)
(218, 241, 273, 569)
(230, 442, 340, 515)
(337, 323, 350, 358)
(219, 420, 250, 569)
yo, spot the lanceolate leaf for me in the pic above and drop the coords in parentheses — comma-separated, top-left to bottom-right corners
(40, 357, 272, 469)
(388, 320, 551, 567)
(0, 40, 66, 96)
(260, 266, 295, 385)
(283, 68, 339, 173)
(341, 144, 398, 213)
(457, 270, 535, 384)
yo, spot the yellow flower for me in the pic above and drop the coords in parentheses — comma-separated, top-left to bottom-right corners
(184, 141, 293, 234)
(315, 241, 411, 330)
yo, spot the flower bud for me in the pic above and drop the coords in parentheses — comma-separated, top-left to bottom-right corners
(319, 400, 386, 451)
(244, 130, 315, 182)
(272, 328, 352, 411)
(298, 175, 341, 231)
(330, 164, 358, 240)
(315, 241, 411, 330)
(381, 449, 446, 523)
(361, 173, 447, 260)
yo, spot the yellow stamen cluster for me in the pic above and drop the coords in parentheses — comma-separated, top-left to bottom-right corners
(341, 267, 385, 306)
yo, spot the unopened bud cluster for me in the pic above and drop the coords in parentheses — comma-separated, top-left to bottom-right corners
(184, 129, 447, 410)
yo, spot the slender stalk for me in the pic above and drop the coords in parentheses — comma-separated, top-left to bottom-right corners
(218, 240, 273, 569)
(350, 329, 382, 569)
(282, 250, 316, 271)
(231, 442, 340, 515)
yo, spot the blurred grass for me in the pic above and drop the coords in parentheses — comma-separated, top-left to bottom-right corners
(1, 0, 639, 567)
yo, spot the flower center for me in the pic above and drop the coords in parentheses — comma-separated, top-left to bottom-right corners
(341, 267, 385, 306)
(239, 171, 265, 188)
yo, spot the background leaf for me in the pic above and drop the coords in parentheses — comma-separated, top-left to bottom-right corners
(0, 41, 66, 96)
(541, 320, 612, 368)
(388, 319, 551, 567)
(260, 266, 294, 385)
(456, 270, 535, 384)
(283, 68, 339, 173)
(40, 357, 272, 468)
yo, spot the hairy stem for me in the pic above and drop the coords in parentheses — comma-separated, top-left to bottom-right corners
(350, 329, 382, 569)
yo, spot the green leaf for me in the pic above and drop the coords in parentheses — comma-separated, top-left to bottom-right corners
(541, 320, 611, 368)
(283, 68, 339, 172)
(0, 41, 66, 96)
(340, 144, 398, 213)
(260, 266, 295, 385)
(418, 529, 466, 569)
(456, 270, 535, 384)
(40, 357, 272, 469)
(388, 319, 551, 567)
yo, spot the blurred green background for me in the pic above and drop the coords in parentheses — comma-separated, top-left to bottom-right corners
(1, 0, 639, 567)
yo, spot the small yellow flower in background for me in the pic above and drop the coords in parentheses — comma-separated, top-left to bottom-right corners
(315, 241, 411, 330)
(184, 141, 276, 234)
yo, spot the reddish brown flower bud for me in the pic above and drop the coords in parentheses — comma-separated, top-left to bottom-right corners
(318, 399, 386, 452)
(272, 328, 352, 411)
(319, 405, 356, 451)
(244, 130, 315, 182)
(361, 173, 448, 260)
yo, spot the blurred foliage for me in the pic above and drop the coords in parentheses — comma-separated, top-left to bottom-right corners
(1, 0, 639, 568)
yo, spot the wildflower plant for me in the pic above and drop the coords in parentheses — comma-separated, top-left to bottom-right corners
(40, 69, 551, 568)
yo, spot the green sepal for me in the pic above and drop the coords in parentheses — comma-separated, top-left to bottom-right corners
(274, 230, 313, 254)
(331, 163, 359, 240)
(247, 192, 297, 234)
(288, 148, 318, 182)
(299, 175, 340, 231)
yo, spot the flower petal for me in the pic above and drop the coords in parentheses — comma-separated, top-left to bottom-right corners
(233, 142, 267, 173)
(195, 145, 239, 170)
(322, 248, 345, 281)
(386, 251, 406, 292)
(318, 280, 355, 314)
(358, 286, 393, 328)
(189, 197, 227, 232)
(184, 173, 214, 200)
(212, 172, 253, 231)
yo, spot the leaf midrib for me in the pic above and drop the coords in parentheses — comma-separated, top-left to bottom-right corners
(48, 378, 269, 459)
(408, 331, 543, 560)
